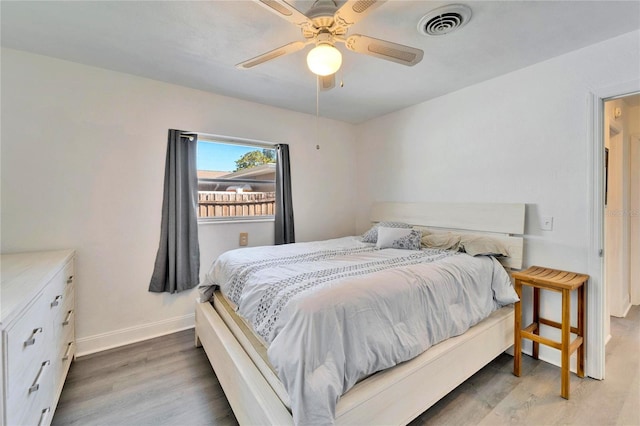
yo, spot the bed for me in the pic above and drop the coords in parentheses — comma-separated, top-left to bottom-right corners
(195, 202, 525, 425)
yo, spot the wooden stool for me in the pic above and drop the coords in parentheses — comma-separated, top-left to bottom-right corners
(512, 266, 588, 399)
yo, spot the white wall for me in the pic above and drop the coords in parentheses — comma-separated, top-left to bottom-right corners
(0, 48, 357, 354)
(354, 30, 640, 370)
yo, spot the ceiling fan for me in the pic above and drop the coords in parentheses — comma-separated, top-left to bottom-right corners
(236, 0, 424, 90)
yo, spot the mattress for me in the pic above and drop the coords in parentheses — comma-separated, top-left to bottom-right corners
(199, 236, 519, 425)
(212, 291, 292, 409)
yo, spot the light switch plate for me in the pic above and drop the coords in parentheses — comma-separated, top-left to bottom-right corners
(541, 216, 553, 231)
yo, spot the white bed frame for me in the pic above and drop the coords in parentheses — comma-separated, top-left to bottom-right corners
(195, 202, 526, 425)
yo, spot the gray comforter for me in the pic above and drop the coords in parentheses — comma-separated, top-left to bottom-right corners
(199, 236, 518, 425)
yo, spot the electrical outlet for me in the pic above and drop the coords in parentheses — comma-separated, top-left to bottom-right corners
(541, 216, 554, 231)
(239, 232, 249, 246)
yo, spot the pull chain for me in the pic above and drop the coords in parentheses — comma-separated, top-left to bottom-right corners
(316, 76, 320, 150)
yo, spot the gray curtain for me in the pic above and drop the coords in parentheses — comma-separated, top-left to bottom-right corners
(275, 144, 295, 245)
(149, 129, 200, 293)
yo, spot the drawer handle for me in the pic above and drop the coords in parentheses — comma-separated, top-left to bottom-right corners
(24, 327, 43, 347)
(29, 360, 51, 393)
(38, 407, 51, 426)
(67, 275, 74, 284)
(62, 342, 74, 361)
(63, 310, 74, 326)
(51, 295, 63, 307)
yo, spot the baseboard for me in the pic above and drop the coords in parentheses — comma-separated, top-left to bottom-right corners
(75, 313, 195, 357)
(611, 301, 632, 318)
(519, 343, 580, 375)
(621, 303, 632, 318)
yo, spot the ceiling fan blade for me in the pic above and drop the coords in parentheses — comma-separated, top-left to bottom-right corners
(345, 34, 424, 66)
(318, 74, 335, 91)
(334, 0, 386, 27)
(236, 41, 306, 69)
(256, 0, 313, 28)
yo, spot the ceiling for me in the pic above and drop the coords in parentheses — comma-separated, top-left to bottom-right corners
(1, 1, 639, 123)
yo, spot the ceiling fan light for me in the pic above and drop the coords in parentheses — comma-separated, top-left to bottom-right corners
(306, 44, 342, 76)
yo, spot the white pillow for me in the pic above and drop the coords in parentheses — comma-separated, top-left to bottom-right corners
(377, 228, 422, 250)
(362, 221, 411, 243)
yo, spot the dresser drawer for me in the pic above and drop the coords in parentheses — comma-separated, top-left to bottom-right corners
(62, 259, 75, 300)
(57, 284, 74, 332)
(6, 358, 53, 426)
(64, 259, 74, 284)
(54, 340, 75, 397)
(59, 306, 75, 337)
(63, 270, 74, 305)
(4, 293, 52, 401)
(48, 256, 72, 292)
(55, 312, 75, 373)
(45, 268, 68, 328)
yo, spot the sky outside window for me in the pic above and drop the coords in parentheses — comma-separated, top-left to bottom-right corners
(198, 141, 266, 172)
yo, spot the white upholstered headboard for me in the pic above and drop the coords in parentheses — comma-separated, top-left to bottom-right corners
(370, 202, 526, 270)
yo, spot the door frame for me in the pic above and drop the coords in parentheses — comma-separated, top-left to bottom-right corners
(588, 79, 640, 380)
(631, 134, 640, 306)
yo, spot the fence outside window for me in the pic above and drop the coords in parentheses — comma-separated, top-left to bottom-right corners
(198, 191, 276, 218)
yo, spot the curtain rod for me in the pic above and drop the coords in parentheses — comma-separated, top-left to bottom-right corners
(180, 131, 277, 149)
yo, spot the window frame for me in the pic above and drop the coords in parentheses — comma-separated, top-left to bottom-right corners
(195, 133, 278, 224)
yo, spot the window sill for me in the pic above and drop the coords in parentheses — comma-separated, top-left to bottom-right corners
(197, 217, 275, 225)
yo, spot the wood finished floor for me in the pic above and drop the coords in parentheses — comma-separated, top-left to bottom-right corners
(53, 306, 639, 426)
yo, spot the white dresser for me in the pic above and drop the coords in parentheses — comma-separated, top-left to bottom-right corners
(0, 250, 76, 426)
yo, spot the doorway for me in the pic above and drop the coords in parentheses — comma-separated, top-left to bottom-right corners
(603, 94, 640, 327)
(603, 94, 640, 352)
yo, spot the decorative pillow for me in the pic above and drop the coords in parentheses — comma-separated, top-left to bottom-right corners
(460, 235, 509, 257)
(376, 227, 421, 250)
(362, 221, 411, 243)
(421, 232, 462, 251)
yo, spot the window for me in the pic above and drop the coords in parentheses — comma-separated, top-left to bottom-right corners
(197, 136, 276, 221)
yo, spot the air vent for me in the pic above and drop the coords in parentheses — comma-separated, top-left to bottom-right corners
(418, 4, 471, 36)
